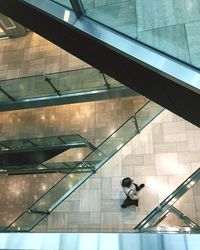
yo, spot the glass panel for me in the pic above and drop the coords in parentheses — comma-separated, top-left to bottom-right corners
(55, 68, 105, 94)
(0, 27, 6, 38)
(1, 161, 97, 175)
(46, 162, 71, 169)
(0, 135, 86, 152)
(136, 101, 164, 130)
(0, 68, 125, 105)
(5, 212, 45, 232)
(0, 139, 35, 150)
(135, 168, 200, 231)
(103, 74, 123, 88)
(2, 163, 73, 175)
(81, 0, 136, 37)
(0, 90, 10, 102)
(156, 212, 188, 227)
(81, 1, 200, 68)
(0, 75, 56, 100)
(95, 117, 137, 157)
(152, 181, 200, 230)
(60, 135, 83, 143)
(51, 0, 72, 9)
(31, 136, 64, 147)
(5, 100, 163, 231)
(173, 180, 200, 226)
(31, 172, 87, 211)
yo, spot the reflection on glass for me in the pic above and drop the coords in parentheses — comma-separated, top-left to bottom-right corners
(5, 100, 164, 231)
(172, 180, 200, 226)
(81, 0, 136, 37)
(51, 0, 72, 9)
(136, 101, 163, 130)
(0, 75, 55, 100)
(4, 161, 97, 175)
(31, 172, 87, 212)
(0, 134, 84, 152)
(135, 168, 200, 231)
(80, 0, 200, 68)
(0, 68, 123, 104)
(0, 139, 35, 150)
(156, 211, 188, 228)
(0, 27, 6, 38)
(5, 212, 45, 232)
(94, 117, 137, 159)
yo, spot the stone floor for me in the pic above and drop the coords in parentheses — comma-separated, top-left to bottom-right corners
(31, 108, 200, 232)
(0, 95, 147, 228)
(0, 20, 199, 232)
(0, 95, 199, 232)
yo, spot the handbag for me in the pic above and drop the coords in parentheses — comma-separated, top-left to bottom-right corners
(125, 190, 139, 206)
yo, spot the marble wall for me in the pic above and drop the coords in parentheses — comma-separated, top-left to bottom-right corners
(0, 32, 89, 80)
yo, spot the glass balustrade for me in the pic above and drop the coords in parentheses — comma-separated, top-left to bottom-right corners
(156, 205, 199, 229)
(3, 100, 164, 232)
(2, 161, 97, 175)
(0, 134, 87, 152)
(51, 0, 72, 9)
(0, 68, 123, 104)
(134, 167, 200, 232)
(79, 0, 200, 69)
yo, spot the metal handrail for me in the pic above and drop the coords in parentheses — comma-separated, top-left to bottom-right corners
(134, 167, 200, 231)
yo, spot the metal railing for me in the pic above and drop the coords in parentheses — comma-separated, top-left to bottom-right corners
(0, 68, 123, 105)
(2, 100, 164, 232)
(134, 167, 200, 231)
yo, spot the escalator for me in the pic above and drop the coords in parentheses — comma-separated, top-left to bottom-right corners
(1, 1, 200, 126)
(1, 161, 97, 175)
(134, 167, 200, 233)
(0, 134, 97, 172)
(1, 100, 164, 232)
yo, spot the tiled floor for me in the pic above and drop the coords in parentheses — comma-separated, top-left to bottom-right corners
(0, 20, 199, 232)
(0, 95, 147, 228)
(0, 97, 199, 231)
(30, 109, 200, 232)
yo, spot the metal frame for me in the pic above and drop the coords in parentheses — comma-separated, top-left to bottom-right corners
(1, 233, 200, 249)
(134, 168, 200, 231)
(1, 0, 199, 126)
(43, 74, 61, 96)
(70, 0, 84, 18)
(170, 206, 199, 228)
(0, 86, 135, 111)
(0, 86, 15, 101)
(101, 72, 110, 89)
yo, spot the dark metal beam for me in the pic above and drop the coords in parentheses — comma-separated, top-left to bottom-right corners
(0, 86, 135, 111)
(0, 86, 15, 101)
(1, 0, 200, 127)
(69, 0, 84, 18)
(43, 74, 61, 96)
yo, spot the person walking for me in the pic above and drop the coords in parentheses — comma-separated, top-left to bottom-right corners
(121, 177, 145, 208)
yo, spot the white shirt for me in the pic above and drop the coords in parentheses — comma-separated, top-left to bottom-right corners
(122, 183, 139, 200)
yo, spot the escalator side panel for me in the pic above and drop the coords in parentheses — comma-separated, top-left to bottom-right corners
(0, 1, 200, 127)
